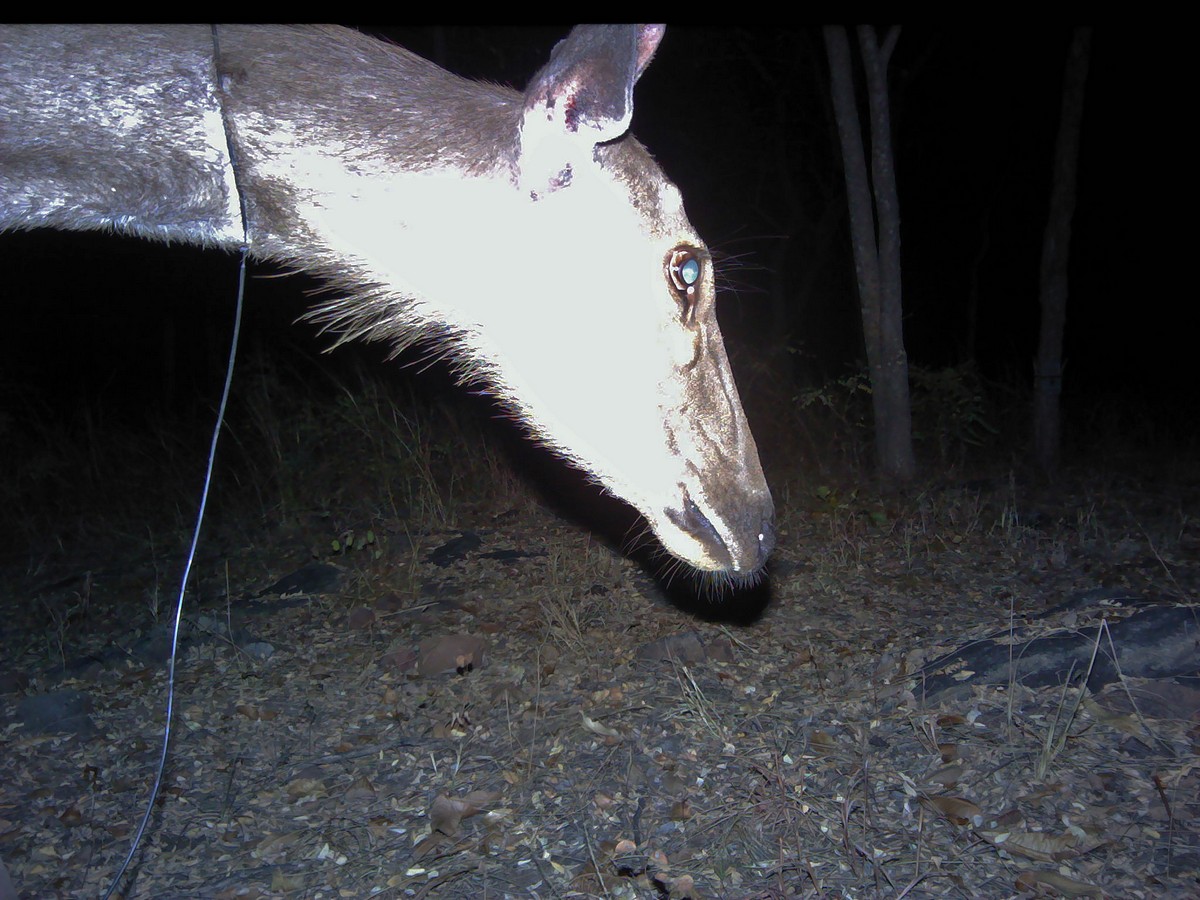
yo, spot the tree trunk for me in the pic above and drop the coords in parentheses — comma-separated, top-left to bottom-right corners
(1032, 28, 1091, 476)
(824, 25, 915, 482)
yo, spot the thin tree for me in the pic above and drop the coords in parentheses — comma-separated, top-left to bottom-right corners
(1032, 27, 1092, 475)
(824, 25, 915, 483)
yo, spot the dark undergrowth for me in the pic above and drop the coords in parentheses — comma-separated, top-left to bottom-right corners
(3, 328, 1196, 595)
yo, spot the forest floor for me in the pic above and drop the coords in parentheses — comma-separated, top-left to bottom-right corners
(2, 444, 1198, 899)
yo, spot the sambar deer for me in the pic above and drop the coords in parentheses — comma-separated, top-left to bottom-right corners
(0, 25, 774, 579)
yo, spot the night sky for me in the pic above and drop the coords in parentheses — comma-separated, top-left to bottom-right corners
(1, 25, 1178, 455)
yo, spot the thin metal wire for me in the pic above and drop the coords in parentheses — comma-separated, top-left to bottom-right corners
(102, 25, 249, 898)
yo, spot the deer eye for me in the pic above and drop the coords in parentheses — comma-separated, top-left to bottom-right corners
(667, 247, 702, 324)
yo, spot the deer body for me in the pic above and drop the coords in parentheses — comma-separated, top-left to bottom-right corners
(0, 25, 773, 577)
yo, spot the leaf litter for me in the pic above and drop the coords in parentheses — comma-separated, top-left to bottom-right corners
(1, 470, 1198, 898)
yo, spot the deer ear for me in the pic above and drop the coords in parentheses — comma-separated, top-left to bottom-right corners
(517, 24, 665, 199)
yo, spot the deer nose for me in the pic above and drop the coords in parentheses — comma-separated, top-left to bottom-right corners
(668, 490, 775, 577)
(729, 504, 774, 575)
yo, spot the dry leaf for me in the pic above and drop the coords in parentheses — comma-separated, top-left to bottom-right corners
(992, 807, 1024, 828)
(345, 775, 376, 800)
(1023, 783, 1063, 802)
(980, 827, 1103, 862)
(412, 831, 448, 859)
(461, 789, 501, 807)
(429, 795, 472, 836)
(923, 794, 982, 826)
(347, 606, 376, 629)
(1015, 869, 1104, 897)
(253, 830, 302, 861)
(810, 731, 837, 754)
(58, 807, 83, 827)
(428, 790, 499, 835)
(927, 765, 963, 787)
(285, 777, 326, 800)
(236, 704, 277, 721)
(270, 870, 304, 892)
(666, 873, 695, 897)
(580, 712, 622, 739)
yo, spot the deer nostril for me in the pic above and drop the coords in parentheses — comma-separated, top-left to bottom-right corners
(673, 494, 723, 548)
(664, 489, 726, 555)
(758, 518, 776, 558)
(753, 517, 776, 570)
